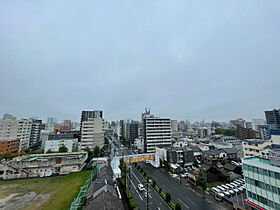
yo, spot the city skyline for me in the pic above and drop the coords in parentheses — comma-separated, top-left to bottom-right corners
(1, 1, 280, 123)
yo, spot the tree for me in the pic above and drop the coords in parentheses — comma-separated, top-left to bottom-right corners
(175, 202, 181, 210)
(19, 151, 26, 156)
(46, 149, 53, 154)
(3, 152, 12, 160)
(72, 148, 78, 152)
(196, 169, 207, 198)
(165, 192, 171, 202)
(58, 145, 68, 153)
(93, 146, 100, 157)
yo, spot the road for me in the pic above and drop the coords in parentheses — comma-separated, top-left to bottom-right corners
(138, 161, 215, 210)
(128, 164, 170, 210)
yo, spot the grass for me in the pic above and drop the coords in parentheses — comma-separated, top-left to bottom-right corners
(0, 170, 91, 210)
(207, 181, 226, 190)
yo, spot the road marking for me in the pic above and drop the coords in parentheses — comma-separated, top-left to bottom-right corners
(139, 194, 143, 201)
(131, 170, 141, 184)
(178, 198, 189, 209)
(130, 180, 136, 190)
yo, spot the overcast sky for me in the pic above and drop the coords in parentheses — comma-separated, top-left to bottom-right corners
(0, 1, 280, 122)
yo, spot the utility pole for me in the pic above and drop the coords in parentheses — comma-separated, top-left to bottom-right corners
(146, 178, 149, 210)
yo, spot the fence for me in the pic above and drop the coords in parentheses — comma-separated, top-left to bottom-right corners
(69, 167, 98, 210)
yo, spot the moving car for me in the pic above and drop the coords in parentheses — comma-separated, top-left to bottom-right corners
(138, 184, 145, 191)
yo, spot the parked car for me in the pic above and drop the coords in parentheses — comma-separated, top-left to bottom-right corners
(181, 173, 190, 178)
(171, 174, 178, 178)
(217, 163, 223, 168)
(217, 186, 226, 192)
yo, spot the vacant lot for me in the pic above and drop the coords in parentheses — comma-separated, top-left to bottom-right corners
(0, 170, 91, 210)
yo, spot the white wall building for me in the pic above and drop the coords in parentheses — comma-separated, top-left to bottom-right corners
(42, 134, 78, 153)
(142, 110, 172, 153)
(81, 118, 104, 151)
(0, 116, 32, 151)
(134, 137, 144, 152)
(242, 135, 280, 159)
(171, 120, 178, 134)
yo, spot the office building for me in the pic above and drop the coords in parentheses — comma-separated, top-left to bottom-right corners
(81, 118, 104, 151)
(243, 150, 280, 210)
(30, 119, 42, 147)
(246, 122, 253, 129)
(42, 134, 78, 153)
(167, 147, 194, 166)
(142, 109, 171, 153)
(265, 109, 280, 129)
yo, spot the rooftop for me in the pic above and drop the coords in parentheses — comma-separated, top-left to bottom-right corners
(244, 156, 270, 165)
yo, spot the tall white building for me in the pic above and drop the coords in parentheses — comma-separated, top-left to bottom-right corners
(252, 119, 266, 131)
(81, 118, 104, 151)
(0, 116, 32, 151)
(142, 109, 171, 153)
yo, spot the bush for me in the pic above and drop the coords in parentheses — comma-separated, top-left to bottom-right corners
(137, 166, 140, 170)
(152, 180, 156, 187)
(126, 188, 132, 199)
(175, 202, 181, 210)
(120, 178, 125, 186)
(129, 198, 136, 209)
(143, 171, 146, 177)
(159, 187, 162, 193)
(166, 192, 171, 202)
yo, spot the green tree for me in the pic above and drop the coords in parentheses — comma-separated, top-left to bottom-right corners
(72, 148, 78, 152)
(3, 152, 12, 160)
(175, 202, 181, 210)
(58, 145, 68, 153)
(46, 149, 53, 154)
(196, 169, 207, 198)
(93, 146, 100, 157)
(165, 192, 171, 202)
(119, 158, 127, 186)
(19, 151, 26, 156)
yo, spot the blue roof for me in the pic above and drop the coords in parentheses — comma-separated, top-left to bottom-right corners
(242, 139, 264, 144)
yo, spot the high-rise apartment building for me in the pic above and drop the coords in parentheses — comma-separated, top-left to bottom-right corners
(230, 118, 246, 128)
(265, 109, 280, 129)
(30, 119, 42, 147)
(171, 120, 178, 134)
(243, 150, 280, 210)
(236, 124, 257, 139)
(0, 116, 32, 151)
(81, 118, 104, 151)
(80, 110, 104, 151)
(120, 120, 139, 144)
(141, 109, 171, 153)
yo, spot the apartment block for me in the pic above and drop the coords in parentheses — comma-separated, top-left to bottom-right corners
(242, 135, 280, 159)
(243, 151, 280, 210)
(81, 118, 104, 151)
(0, 116, 32, 151)
(142, 109, 171, 153)
(0, 138, 20, 154)
(30, 119, 42, 147)
(265, 109, 280, 129)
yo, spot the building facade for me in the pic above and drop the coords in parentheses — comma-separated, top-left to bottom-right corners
(242, 135, 280, 159)
(42, 134, 78, 153)
(265, 109, 280, 129)
(0, 116, 32, 151)
(81, 118, 104, 151)
(243, 152, 280, 210)
(236, 124, 257, 139)
(30, 119, 42, 147)
(0, 138, 20, 154)
(142, 110, 171, 153)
